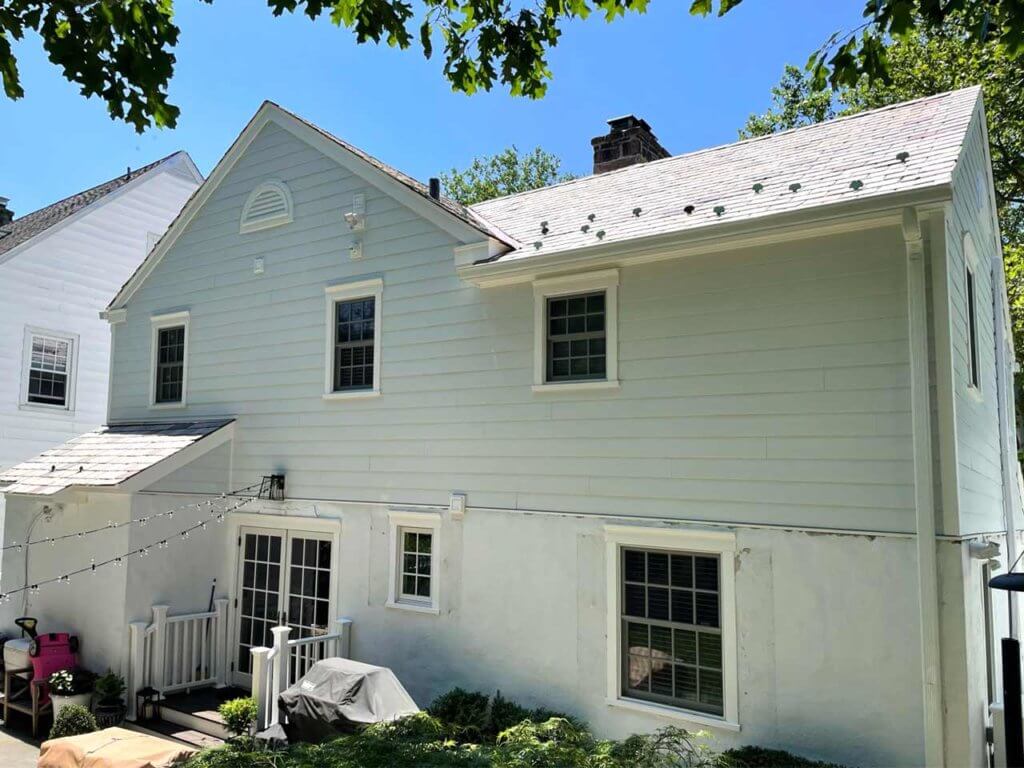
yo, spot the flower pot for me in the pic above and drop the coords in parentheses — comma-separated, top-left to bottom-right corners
(93, 701, 126, 729)
(51, 692, 92, 720)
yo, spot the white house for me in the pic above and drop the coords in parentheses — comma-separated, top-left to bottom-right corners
(0, 154, 203, 473)
(0, 87, 1018, 767)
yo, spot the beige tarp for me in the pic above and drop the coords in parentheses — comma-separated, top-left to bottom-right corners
(37, 727, 195, 768)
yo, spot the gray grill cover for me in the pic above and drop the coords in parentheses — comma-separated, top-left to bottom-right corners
(279, 658, 419, 743)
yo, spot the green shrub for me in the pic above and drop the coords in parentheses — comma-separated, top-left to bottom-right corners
(427, 688, 577, 743)
(93, 670, 126, 705)
(723, 746, 848, 768)
(218, 697, 257, 739)
(49, 704, 98, 740)
(612, 727, 730, 767)
(491, 718, 603, 768)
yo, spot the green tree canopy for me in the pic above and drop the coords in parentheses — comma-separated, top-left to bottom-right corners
(4, 1, 1024, 131)
(439, 146, 576, 206)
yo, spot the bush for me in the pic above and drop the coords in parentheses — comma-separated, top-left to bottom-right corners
(723, 746, 848, 768)
(49, 704, 98, 740)
(427, 688, 577, 743)
(218, 697, 257, 739)
(612, 727, 729, 768)
(93, 670, 126, 705)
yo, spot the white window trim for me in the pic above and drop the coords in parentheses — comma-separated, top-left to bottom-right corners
(239, 180, 294, 234)
(324, 278, 383, 400)
(149, 311, 190, 409)
(19, 326, 79, 413)
(532, 269, 619, 392)
(386, 510, 441, 615)
(604, 524, 739, 732)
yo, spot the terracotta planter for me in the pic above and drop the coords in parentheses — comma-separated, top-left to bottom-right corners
(51, 692, 92, 720)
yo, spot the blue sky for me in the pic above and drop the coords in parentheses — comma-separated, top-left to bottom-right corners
(1, 2, 864, 215)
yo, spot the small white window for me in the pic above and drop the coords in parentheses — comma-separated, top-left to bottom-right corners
(324, 278, 383, 400)
(150, 311, 190, 408)
(21, 328, 77, 411)
(604, 525, 738, 731)
(964, 234, 982, 392)
(240, 180, 293, 234)
(533, 270, 619, 392)
(387, 511, 441, 614)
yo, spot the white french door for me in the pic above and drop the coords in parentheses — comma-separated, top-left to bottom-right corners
(233, 527, 335, 687)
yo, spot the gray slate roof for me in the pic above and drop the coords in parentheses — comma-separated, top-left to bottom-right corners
(469, 87, 980, 264)
(0, 152, 189, 258)
(0, 420, 233, 496)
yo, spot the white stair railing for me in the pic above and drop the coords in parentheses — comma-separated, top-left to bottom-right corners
(252, 618, 353, 731)
(127, 599, 229, 720)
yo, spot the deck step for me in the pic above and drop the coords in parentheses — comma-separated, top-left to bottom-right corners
(128, 719, 225, 750)
(157, 686, 247, 742)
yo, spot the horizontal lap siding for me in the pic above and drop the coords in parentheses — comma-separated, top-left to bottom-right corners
(113, 122, 915, 532)
(947, 115, 1005, 535)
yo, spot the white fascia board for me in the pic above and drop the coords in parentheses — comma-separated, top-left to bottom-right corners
(458, 184, 953, 288)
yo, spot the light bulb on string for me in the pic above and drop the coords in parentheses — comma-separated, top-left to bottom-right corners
(90, 559, 96, 574)
(29, 585, 39, 595)
(114, 557, 123, 568)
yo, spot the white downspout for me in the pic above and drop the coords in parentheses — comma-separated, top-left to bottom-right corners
(993, 254, 1020, 637)
(903, 206, 946, 767)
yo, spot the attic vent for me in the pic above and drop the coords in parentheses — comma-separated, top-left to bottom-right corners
(240, 181, 293, 234)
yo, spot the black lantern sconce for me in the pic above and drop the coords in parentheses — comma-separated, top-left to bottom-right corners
(259, 474, 286, 501)
(136, 686, 161, 722)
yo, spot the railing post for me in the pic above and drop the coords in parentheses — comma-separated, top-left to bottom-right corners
(336, 618, 353, 659)
(151, 605, 170, 693)
(213, 598, 229, 686)
(127, 621, 148, 721)
(271, 625, 291, 727)
(250, 646, 271, 731)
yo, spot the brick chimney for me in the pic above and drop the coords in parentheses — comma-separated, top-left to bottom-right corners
(0, 197, 12, 227)
(591, 115, 670, 174)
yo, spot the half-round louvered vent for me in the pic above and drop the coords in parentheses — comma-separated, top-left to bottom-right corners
(240, 181, 294, 234)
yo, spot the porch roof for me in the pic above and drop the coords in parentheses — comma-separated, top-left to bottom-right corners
(0, 419, 234, 496)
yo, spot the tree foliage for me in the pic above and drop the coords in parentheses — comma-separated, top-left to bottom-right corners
(5, 1, 1024, 131)
(440, 147, 576, 206)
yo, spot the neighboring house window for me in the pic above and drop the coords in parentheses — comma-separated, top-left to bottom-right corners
(532, 270, 619, 391)
(21, 328, 77, 410)
(964, 233, 981, 391)
(240, 180, 293, 234)
(150, 311, 190, 407)
(605, 526, 738, 729)
(324, 279, 383, 399)
(386, 511, 440, 614)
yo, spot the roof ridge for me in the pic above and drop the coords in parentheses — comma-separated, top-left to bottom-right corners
(470, 86, 981, 210)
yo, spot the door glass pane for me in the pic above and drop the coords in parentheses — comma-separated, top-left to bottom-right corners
(237, 531, 285, 677)
(287, 536, 332, 640)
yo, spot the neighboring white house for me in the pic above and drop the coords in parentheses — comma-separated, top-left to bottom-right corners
(0, 154, 203, 472)
(0, 87, 1018, 767)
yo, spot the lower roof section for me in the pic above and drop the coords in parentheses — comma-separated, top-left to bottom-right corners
(0, 419, 234, 496)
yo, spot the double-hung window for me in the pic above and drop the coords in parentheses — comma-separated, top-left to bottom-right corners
(533, 270, 618, 391)
(21, 328, 77, 410)
(605, 526, 738, 729)
(387, 511, 440, 614)
(150, 312, 189, 407)
(324, 279, 383, 399)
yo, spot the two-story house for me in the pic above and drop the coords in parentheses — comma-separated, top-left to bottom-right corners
(0, 87, 1017, 767)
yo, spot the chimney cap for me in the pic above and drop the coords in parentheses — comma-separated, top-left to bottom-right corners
(606, 115, 653, 133)
(0, 197, 9, 207)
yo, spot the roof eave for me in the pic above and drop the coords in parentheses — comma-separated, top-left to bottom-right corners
(458, 183, 953, 287)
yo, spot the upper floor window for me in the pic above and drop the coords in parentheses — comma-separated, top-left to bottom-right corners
(21, 328, 77, 410)
(150, 311, 190, 407)
(324, 279, 383, 399)
(240, 180, 293, 234)
(533, 270, 619, 392)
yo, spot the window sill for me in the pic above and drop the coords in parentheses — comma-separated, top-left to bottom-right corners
(532, 380, 620, 394)
(606, 697, 740, 732)
(385, 600, 439, 616)
(323, 389, 381, 401)
(19, 402, 72, 414)
(149, 402, 187, 410)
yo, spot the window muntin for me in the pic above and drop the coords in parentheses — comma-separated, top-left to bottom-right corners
(966, 265, 980, 389)
(399, 528, 433, 602)
(546, 291, 607, 382)
(621, 547, 723, 715)
(27, 335, 71, 407)
(155, 325, 186, 403)
(333, 297, 375, 391)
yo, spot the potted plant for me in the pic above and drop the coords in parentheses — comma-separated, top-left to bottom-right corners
(48, 669, 95, 720)
(92, 670, 127, 727)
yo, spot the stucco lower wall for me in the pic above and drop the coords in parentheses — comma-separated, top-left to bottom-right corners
(4, 492, 996, 767)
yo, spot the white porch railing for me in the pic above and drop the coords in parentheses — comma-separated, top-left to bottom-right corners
(251, 619, 353, 731)
(127, 600, 229, 720)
